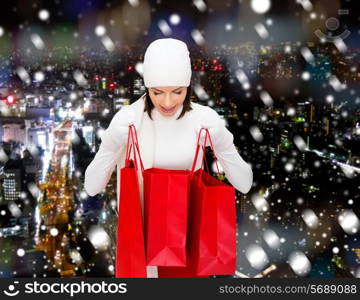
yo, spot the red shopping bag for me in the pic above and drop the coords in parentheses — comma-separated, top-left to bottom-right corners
(116, 125, 147, 277)
(189, 128, 236, 275)
(158, 128, 236, 277)
(143, 167, 192, 266)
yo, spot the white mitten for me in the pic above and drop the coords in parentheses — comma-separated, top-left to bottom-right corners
(195, 108, 224, 147)
(101, 108, 136, 150)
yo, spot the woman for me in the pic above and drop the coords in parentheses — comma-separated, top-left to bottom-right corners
(84, 38, 253, 278)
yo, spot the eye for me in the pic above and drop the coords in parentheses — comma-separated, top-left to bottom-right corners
(174, 91, 182, 95)
(154, 92, 161, 96)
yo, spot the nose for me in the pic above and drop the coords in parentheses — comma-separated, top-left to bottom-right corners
(162, 94, 174, 109)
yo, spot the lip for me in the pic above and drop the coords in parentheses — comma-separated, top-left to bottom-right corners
(160, 105, 176, 113)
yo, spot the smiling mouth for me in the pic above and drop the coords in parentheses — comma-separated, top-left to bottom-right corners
(160, 105, 176, 113)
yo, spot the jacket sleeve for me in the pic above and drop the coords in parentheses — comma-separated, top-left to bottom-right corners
(204, 108, 253, 194)
(84, 107, 130, 197)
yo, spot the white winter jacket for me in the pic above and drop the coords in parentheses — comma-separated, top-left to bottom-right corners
(84, 93, 253, 277)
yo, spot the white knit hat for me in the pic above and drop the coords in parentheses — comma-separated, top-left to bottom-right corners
(142, 38, 192, 88)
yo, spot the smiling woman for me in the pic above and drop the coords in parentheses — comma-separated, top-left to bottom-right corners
(144, 86, 193, 120)
(84, 38, 253, 279)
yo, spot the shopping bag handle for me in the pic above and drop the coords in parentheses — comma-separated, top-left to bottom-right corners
(191, 128, 221, 177)
(125, 125, 135, 166)
(125, 125, 145, 173)
(130, 124, 145, 173)
(201, 145, 210, 174)
(191, 128, 208, 173)
(125, 127, 132, 163)
(202, 129, 222, 177)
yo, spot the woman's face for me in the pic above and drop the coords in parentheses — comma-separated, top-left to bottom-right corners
(148, 86, 187, 117)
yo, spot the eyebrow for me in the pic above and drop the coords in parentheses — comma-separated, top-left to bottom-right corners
(152, 87, 182, 92)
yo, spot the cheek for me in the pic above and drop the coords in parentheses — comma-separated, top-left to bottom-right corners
(169, 96, 183, 106)
(149, 94, 161, 106)
(175, 92, 187, 103)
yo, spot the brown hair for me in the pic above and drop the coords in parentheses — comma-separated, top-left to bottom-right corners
(144, 86, 193, 120)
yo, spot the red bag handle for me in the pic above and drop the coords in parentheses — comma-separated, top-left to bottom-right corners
(125, 127, 132, 162)
(130, 124, 145, 173)
(125, 125, 144, 173)
(202, 129, 221, 176)
(201, 145, 209, 173)
(191, 127, 221, 177)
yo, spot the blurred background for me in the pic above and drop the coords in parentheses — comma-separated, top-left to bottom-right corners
(0, 0, 359, 278)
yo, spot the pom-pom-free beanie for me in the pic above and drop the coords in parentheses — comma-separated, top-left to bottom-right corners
(143, 38, 192, 88)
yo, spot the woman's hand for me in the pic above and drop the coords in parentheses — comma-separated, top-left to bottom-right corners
(101, 108, 136, 150)
(195, 107, 226, 147)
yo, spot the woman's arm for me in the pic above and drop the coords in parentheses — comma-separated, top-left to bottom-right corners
(202, 107, 253, 194)
(84, 106, 133, 196)
(84, 138, 124, 197)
